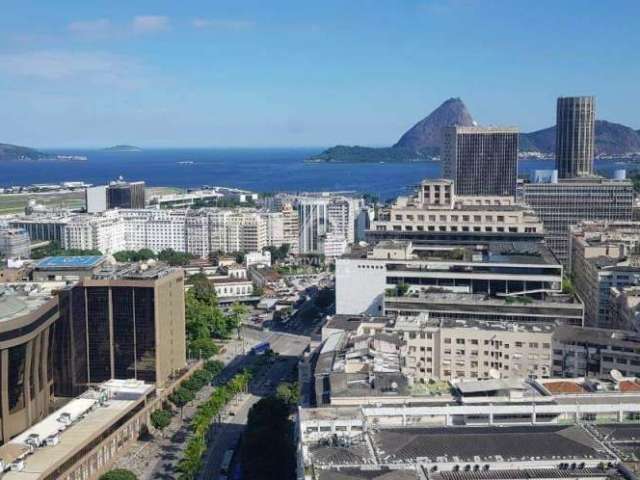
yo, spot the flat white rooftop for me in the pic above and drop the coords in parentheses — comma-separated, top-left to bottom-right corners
(2, 379, 153, 480)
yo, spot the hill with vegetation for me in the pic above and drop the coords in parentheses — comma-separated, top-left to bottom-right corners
(0, 143, 50, 162)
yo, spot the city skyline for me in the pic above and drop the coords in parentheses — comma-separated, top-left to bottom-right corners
(0, 0, 639, 148)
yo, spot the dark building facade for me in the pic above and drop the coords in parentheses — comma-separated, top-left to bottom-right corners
(0, 287, 58, 444)
(443, 126, 519, 197)
(55, 264, 186, 396)
(556, 96, 595, 179)
(520, 178, 634, 266)
(107, 180, 146, 209)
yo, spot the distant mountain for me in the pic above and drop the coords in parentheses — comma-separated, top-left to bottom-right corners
(103, 145, 143, 152)
(308, 98, 475, 163)
(521, 120, 640, 156)
(0, 143, 49, 162)
(393, 97, 475, 155)
(307, 146, 422, 163)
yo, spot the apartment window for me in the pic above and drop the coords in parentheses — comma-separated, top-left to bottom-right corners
(444, 338, 451, 344)
(474, 215, 481, 222)
(418, 215, 425, 221)
(456, 339, 465, 345)
(462, 215, 470, 222)
(529, 342, 539, 348)
(395, 215, 402, 221)
(515, 342, 523, 348)
(497, 216, 505, 222)
(417, 226, 424, 231)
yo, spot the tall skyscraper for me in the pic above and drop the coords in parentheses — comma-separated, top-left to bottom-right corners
(85, 185, 107, 213)
(55, 262, 186, 396)
(107, 178, 146, 209)
(443, 126, 519, 196)
(556, 96, 595, 178)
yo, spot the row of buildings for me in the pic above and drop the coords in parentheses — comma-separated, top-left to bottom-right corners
(6, 193, 371, 260)
(8, 206, 298, 257)
(295, 96, 640, 480)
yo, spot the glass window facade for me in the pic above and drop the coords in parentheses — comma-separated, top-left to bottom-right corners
(112, 287, 136, 379)
(8, 344, 27, 413)
(134, 287, 156, 383)
(87, 287, 112, 383)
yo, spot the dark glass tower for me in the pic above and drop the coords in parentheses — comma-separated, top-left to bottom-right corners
(443, 126, 519, 197)
(556, 96, 595, 178)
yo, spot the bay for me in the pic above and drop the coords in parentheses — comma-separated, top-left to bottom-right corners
(1, 148, 636, 200)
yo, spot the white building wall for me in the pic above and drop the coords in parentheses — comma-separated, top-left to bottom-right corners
(335, 258, 387, 315)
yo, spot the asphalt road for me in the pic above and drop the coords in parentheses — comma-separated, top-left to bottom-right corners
(198, 330, 309, 479)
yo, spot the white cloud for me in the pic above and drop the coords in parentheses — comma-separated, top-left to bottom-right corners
(192, 18, 255, 30)
(132, 15, 170, 34)
(68, 18, 112, 38)
(0, 50, 146, 89)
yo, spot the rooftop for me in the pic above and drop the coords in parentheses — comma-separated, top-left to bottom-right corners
(324, 314, 392, 333)
(0, 283, 57, 323)
(353, 241, 560, 267)
(1, 379, 153, 478)
(394, 314, 556, 335)
(372, 425, 606, 464)
(35, 255, 106, 270)
(91, 262, 179, 281)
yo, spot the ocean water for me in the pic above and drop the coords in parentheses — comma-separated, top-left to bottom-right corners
(1, 148, 636, 199)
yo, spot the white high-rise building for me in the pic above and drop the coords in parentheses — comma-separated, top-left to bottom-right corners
(297, 196, 361, 255)
(85, 185, 107, 213)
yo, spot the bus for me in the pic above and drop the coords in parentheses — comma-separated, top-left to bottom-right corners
(250, 341, 270, 356)
(220, 449, 234, 475)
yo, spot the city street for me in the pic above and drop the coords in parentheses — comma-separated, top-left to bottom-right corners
(116, 328, 310, 480)
(198, 331, 308, 479)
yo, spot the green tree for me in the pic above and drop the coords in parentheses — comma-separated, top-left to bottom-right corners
(228, 302, 249, 338)
(204, 360, 224, 377)
(276, 382, 299, 406)
(188, 337, 219, 359)
(240, 396, 295, 480)
(158, 248, 195, 266)
(170, 387, 195, 418)
(150, 409, 172, 436)
(99, 469, 138, 480)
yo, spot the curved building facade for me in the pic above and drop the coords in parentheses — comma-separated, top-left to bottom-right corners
(556, 96, 595, 178)
(0, 287, 58, 444)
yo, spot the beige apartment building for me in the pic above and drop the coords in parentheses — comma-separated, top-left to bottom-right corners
(569, 221, 640, 328)
(395, 315, 553, 383)
(369, 179, 543, 243)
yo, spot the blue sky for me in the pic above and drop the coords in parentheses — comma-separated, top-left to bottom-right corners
(1, 0, 638, 148)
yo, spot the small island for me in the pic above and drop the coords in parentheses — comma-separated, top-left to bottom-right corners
(102, 145, 143, 152)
